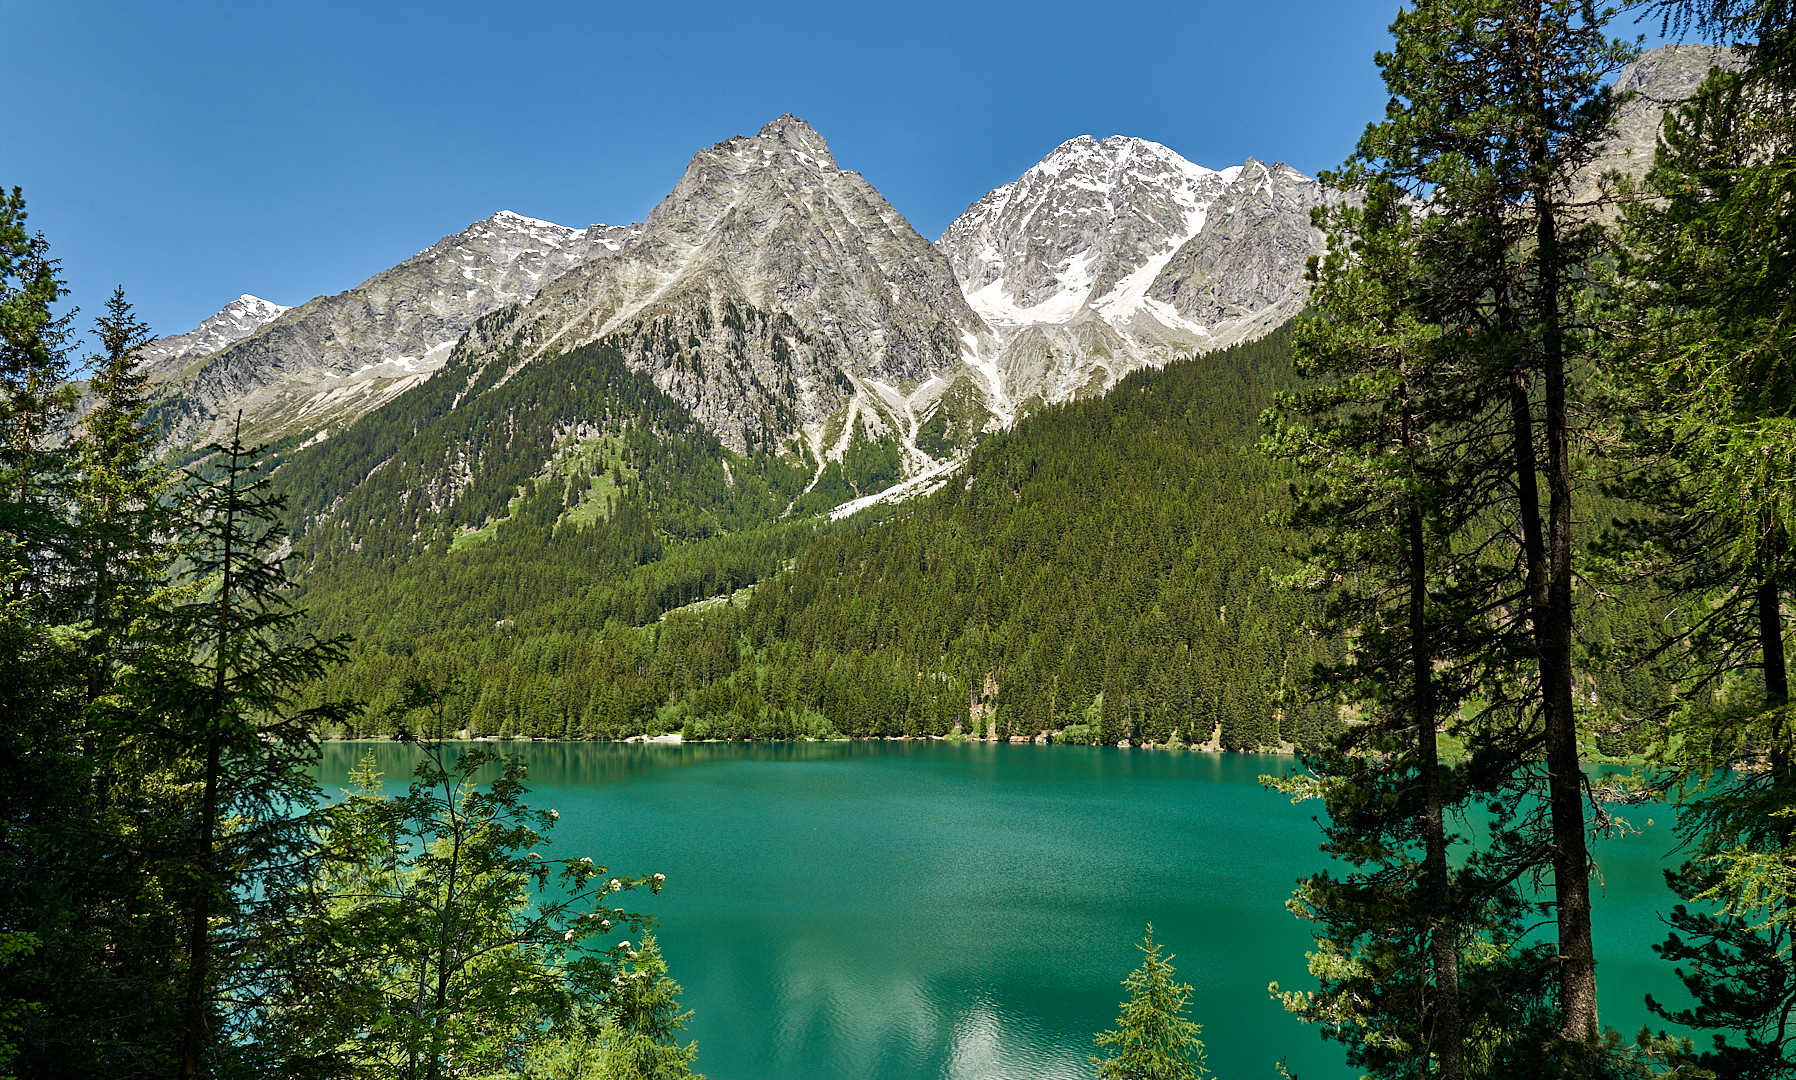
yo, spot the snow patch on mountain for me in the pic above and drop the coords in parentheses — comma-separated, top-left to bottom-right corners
(941, 135, 1230, 326)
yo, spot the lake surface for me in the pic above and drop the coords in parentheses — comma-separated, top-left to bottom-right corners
(319, 741, 1692, 1080)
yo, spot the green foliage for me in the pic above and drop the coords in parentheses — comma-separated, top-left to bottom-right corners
(0, 188, 710, 1080)
(1091, 926, 1208, 1080)
(1645, 861, 1796, 1079)
(269, 723, 665, 1080)
(289, 329, 1320, 750)
(1262, 0, 1659, 1073)
(522, 936, 702, 1080)
(73, 286, 173, 699)
(1263, 176, 1508, 1080)
(161, 422, 358, 1078)
(1596, 16, 1796, 1075)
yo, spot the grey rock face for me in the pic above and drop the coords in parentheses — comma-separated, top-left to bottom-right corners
(1596, 44, 1742, 189)
(150, 210, 635, 445)
(940, 135, 1232, 316)
(587, 286, 853, 456)
(139, 294, 289, 373)
(1149, 159, 1340, 343)
(450, 115, 990, 463)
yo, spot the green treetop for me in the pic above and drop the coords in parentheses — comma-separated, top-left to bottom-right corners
(1092, 926, 1208, 1080)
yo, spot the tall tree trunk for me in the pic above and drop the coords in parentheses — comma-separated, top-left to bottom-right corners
(179, 432, 238, 1079)
(1762, 574, 1790, 721)
(1537, 183, 1598, 1050)
(1411, 498, 1465, 1080)
(1761, 567, 1789, 831)
(86, 518, 111, 703)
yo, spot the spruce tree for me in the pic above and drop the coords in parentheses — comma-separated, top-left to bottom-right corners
(1091, 926, 1208, 1080)
(167, 417, 353, 1078)
(0, 186, 100, 1078)
(1598, 12, 1796, 1072)
(73, 286, 169, 701)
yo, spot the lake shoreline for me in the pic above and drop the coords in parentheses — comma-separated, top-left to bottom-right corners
(314, 735, 1648, 767)
(317, 733, 1306, 754)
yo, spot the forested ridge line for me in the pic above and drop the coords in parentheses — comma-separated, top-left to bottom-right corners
(293, 319, 1679, 754)
(294, 327, 1348, 748)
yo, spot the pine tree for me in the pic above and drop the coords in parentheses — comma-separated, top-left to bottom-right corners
(0, 186, 101, 1078)
(73, 286, 169, 701)
(167, 416, 354, 1078)
(1332, 1, 1636, 1062)
(1263, 176, 1486, 1080)
(1091, 926, 1208, 1080)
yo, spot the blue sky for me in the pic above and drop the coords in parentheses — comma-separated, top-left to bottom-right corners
(2, 1, 1662, 343)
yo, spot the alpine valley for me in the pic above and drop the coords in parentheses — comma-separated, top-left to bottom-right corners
(137, 46, 1715, 748)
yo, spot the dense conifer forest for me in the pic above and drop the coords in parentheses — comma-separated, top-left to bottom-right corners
(290, 329, 1334, 749)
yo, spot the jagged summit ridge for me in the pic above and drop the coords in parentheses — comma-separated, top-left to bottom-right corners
(139, 294, 289, 372)
(941, 134, 1233, 323)
(147, 208, 637, 445)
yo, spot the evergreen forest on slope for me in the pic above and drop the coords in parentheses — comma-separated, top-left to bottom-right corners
(291, 328, 1340, 750)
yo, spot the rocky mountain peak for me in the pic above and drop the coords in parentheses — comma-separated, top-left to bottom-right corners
(139, 293, 290, 373)
(434, 114, 987, 462)
(756, 113, 836, 162)
(939, 133, 1229, 324)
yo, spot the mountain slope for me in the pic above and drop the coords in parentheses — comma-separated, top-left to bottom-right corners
(300, 326, 1327, 749)
(138, 294, 288, 371)
(941, 135, 1233, 328)
(936, 138, 1332, 413)
(441, 116, 994, 473)
(147, 211, 636, 447)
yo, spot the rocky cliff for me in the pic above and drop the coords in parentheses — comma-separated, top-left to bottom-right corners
(441, 115, 994, 471)
(148, 211, 636, 446)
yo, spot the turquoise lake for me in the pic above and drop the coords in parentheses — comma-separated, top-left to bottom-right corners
(318, 741, 1693, 1080)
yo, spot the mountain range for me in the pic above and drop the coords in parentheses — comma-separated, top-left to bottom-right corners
(127, 42, 1732, 749)
(140, 44, 1725, 519)
(143, 125, 1346, 478)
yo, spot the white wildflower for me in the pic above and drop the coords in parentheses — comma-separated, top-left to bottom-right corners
(609, 878, 622, 892)
(563, 930, 575, 941)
